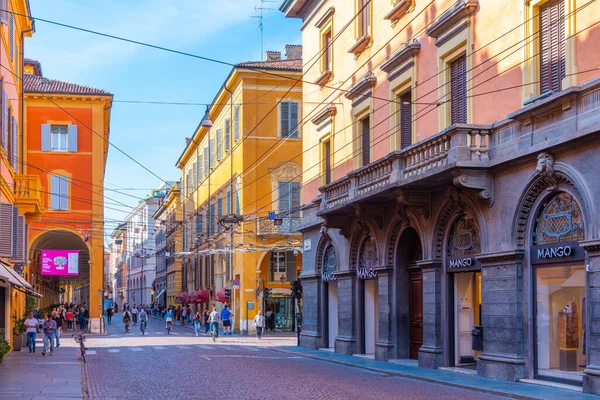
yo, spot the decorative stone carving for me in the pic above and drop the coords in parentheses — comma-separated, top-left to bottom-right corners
(452, 171, 494, 207)
(536, 152, 558, 191)
(395, 190, 431, 220)
(319, 222, 329, 236)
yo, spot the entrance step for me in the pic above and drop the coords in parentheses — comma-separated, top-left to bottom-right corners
(389, 359, 418, 367)
(519, 378, 582, 392)
(438, 366, 477, 376)
(318, 348, 335, 352)
(353, 353, 375, 360)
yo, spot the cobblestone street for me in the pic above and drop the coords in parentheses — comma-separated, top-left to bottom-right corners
(80, 317, 505, 400)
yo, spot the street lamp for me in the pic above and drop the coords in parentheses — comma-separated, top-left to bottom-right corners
(201, 106, 213, 128)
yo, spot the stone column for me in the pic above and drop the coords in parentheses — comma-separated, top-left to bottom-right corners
(335, 271, 357, 355)
(418, 260, 443, 368)
(476, 250, 525, 381)
(581, 240, 600, 395)
(298, 275, 322, 349)
(375, 267, 394, 361)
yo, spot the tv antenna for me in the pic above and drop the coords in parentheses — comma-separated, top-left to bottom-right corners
(251, 0, 277, 60)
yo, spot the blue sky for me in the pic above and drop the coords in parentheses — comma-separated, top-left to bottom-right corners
(26, 0, 301, 231)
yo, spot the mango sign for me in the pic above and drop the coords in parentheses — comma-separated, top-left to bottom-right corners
(41, 250, 79, 276)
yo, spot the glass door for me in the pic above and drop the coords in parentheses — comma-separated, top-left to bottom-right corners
(454, 272, 481, 365)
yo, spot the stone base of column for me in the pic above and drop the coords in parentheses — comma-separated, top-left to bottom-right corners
(335, 335, 357, 355)
(418, 345, 443, 369)
(477, 354, 525, 381)
(583, 365, 600, 395)
(375, 341, 394, 361)
(88, 318, 103, 334)
(298, 331, 320, 349)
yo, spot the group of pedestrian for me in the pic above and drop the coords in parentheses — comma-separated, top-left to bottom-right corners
(22, 303, 89, 356)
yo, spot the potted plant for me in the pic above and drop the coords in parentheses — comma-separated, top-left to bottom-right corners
(11, 312, 25, 352)
(0, 329, 11, 363)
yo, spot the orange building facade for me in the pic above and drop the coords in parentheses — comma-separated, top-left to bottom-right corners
(23, 58, 112, 332)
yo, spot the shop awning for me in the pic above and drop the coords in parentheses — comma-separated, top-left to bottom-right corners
(0, 261, 30, 288)
(155, 288, 166, 299)
(26, 288, 43, 298)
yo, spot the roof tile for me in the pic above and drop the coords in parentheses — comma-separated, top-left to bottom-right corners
(235, 58, 302, 71)
(24, 74, 112, 96)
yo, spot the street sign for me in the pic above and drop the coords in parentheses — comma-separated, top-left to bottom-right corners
(247, 302, 255, 310)
(232, 285, 240, 289)
(233, 278, 239, 285)
(268, 211, 276, 221)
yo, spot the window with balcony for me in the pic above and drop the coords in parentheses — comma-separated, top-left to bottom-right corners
(539, 0, 565, 93)
(278, 181, 300, 218)
(450, 55, 467, 125)
(349, 0, 372, 55)
(399, 90, 412, 148)
(360, 116, 371, 166)
(322, 139, 332, 185)
(269, 251, 296, 282)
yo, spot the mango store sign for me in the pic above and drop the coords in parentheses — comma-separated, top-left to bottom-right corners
(357, 267, 378, 280)
(531, 242, 584, 264)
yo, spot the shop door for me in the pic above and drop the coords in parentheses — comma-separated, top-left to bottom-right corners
(455, 272, 480, 364)
(327, 282, 338, 348)
(409, 272, 423, 359)
(363, 279, 378, 355)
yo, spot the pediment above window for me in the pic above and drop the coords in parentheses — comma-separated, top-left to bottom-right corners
(425, 0, 478, 39)
(344, 72, 377, 101)
(380, 39, 420, 74)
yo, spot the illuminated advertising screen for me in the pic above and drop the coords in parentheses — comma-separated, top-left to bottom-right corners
(40, 250, 79, 276)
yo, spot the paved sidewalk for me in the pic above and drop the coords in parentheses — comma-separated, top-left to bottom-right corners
(272, 346, 597, 400)
(0, 336, 83, 399)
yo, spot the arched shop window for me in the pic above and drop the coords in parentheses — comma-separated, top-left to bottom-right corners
(322, 244, 337, 280)
(534, 192, 584, 245)
(359, 236, 379, 269)
(447, 214, 481, 257)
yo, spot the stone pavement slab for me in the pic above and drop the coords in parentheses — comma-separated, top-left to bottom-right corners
(272, 346, 598, 400)
(0, 337, 83, 400)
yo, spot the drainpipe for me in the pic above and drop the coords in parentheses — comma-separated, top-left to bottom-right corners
(223, 85, 233, 284)
(20, 24, 35, 175)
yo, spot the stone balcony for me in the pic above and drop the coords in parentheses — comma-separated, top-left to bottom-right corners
(318, 77, 600, 215)
(14, 174, 44, 216)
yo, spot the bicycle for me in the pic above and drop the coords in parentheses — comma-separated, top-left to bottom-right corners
(140, 319, 147, 335)
(166, 320, 172, 335)
(72, 333, 86, 363)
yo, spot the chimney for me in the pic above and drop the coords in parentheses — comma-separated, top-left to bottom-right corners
(284, 44, 302, 60)
(185, 138, 191, 145)
(266, 51, 281, 61)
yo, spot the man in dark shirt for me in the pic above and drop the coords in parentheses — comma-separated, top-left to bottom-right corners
(52, 311, 63, 348)
(42, 313, 57, 356)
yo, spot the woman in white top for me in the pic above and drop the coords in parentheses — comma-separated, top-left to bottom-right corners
(253, 311, 265, 339)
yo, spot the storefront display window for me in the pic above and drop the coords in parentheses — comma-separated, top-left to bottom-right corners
(536, 265, 585, 381)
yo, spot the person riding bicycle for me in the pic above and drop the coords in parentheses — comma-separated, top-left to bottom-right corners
(122, 308, 132, 332)
(165, 308, 174, 330)
(138, 307, 148, 332)
(209, 307, 220, 338)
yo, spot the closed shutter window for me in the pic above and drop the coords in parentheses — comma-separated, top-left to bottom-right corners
(224, 118, 231, 152)
(10, 115, 17, 171)
(280, 102, 299, 138)
(400, 90, 412, 149)
(198, 154, 204, 181)
(278, 181, 301, 219)
(209, 203, 215, 235)
(361, 117, 370, 166)
(324, 140, 331, 184)
(0, 202, 13, 256)
(233, 105, 241, 141)
(359, 0, 370, 37)
(539, 0, 565, 93)
(216, 129, 223, 160)
(9, 13, 13, 60)
(186, 170, 192, 194)
(50, 175, 69, 210)
(324, 31, 333, 72)
(2, 90, 7, 151)
(209, 139, 215, 168)
(450, 55, 467, 125)
(0, 0, 7, 24)
(196, 214, 203, 241)
(217, 197, 223, 231)
(203, 147, 209, 176)
(235, 178, 241, 215)
(226, 188, 231, 214)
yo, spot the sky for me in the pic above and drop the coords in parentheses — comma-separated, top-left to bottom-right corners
(26, 0, 302, 234)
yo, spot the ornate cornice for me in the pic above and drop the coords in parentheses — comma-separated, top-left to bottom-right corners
(311, 104, 337, 125)
(475, 249, 525, 265)
(380, 40, 420, 74)
(344, 72, 377, 101)
(425, 0, 478, 39)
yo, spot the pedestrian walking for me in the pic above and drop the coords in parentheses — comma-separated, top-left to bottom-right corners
(24, 312, 38, 353)
(221, 304, 233, 335)
(41, 313, 57, 356)
(66, 309, 74, 331)
(253, 311, 265, 339)
(266, 309, 275, 332)
(74, 309, 80, 330)
(186, 305, 192, 323)
(181, 306, 187, 326)
(52, 311, 62, 348)
(106, 306, 114, 325)
(203, 308, 210, 333)
(193, 310, 202, 336)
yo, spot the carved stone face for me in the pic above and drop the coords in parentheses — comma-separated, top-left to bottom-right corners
(536, 152, 554, 174)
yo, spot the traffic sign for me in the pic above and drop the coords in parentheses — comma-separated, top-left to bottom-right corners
(232, 285, 240, 289)
(268, 211, 276, 221)
(233, 278, 239, 285)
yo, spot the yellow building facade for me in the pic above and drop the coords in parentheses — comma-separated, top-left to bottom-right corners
(176, 46, 303, 332)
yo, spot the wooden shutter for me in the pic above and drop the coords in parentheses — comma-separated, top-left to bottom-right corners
(290, 102, 299, 138)
(203, 147, 209, 176)
(9, 13, 13, 59)
(11, 206, 18, 258)
(291, 181, 301, 217)
(59, 176, 69, 210)
(280, 102, 290, 137)
(198, 154, 203, 180)
(209, 203, 215, 235)
(193, 162, 198, 187)
(205, 210, 210, 236)
(50, 175, 60, 210)
(324, 140, 331, 184)
(216, 129, 223, 160)
(41, 124, 51, 151)
(233, 105, 240, 141)
(400, 91, 412, 149)
(286, 251, 296, 282)
(361, 0, 370, 37)
(11, 115, 17, 171)
(450, 55, 467, 124)
(278, 181, 290, 217)
(209, 139, 215, 168)
(217, 197, 223, 231)
(325, 31, 333, 71)
(186, 170, 192, 194)
(224, 119, 230, 152)
(0, 203, 13, 256)
(540, 0, 565, 93)
(68, 124, 78, 152)
(361, 117, 371, 166)
(2, 91, 7, 151)
(235, 179, 241, 215)
(226, 188, 231, 214)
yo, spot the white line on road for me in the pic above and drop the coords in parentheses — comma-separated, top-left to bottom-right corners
(219, 346, 237, 351)
(130, 347, 143, 352)
(108, 349, 120, 353)
(170, 332, 179, 335)
(197, 345, 213, 350)
(153, 346, 167, 350)
(86, 350, 97, 355)
(177, 346, 192, 350)
(246, 347, 260, 352)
